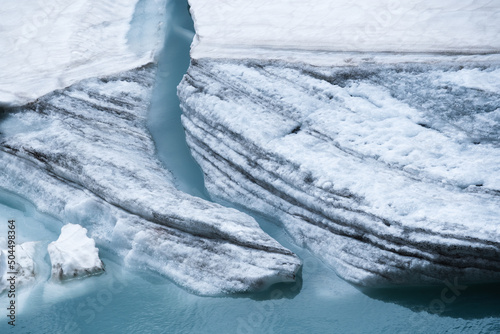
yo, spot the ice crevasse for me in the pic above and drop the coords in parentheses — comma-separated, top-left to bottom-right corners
(0, 0, 301, 295)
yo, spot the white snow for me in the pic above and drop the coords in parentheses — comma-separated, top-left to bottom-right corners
(48, 224, 104, 280)
(0, 0, 166, 106)
(189, 0, 500, 64)
(438, 67, 500, 94)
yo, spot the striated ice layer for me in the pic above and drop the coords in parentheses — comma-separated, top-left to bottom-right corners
(48, 224, 104, 280)
(178, 59, 500, 287)
(0, 65, 300, 295)
(0, 0, 167, 106)
(189, 0, 500, 63)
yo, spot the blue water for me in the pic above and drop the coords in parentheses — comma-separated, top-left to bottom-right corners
(1, 0, 500, 333)
(147, 0, 208, 200)
(1, 191, 500, 333)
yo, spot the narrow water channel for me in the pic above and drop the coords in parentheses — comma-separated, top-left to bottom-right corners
(147, 0, 209, 200)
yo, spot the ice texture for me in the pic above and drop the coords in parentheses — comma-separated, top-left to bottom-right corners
(178, 59, 500, 286)
(0, 65, 300, 295)
(0, 0, 167, 106)
(48, 224, 104, 280)
(0, 242, 38, 293)
(189, 0, 500, 62)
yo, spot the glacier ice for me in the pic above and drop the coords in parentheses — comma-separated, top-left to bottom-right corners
(0, 0, 301, 294)
(48, 224, 104, 280)
(0, 241, 38, 293)
(1, 0, 498, 297)
(0, 64, 300, 295)
(178, 58, 500, 287)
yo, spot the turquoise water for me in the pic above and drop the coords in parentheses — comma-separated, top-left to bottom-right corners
(1, 193, 499, 333)
(147, 0, 208, 200)
(1, 0, 499, 333)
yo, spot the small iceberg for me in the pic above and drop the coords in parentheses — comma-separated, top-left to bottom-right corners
(48, 224, 105, 281)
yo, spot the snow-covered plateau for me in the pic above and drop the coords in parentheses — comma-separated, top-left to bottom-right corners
(179, 0, 500, 287)
(0, 0, 167, 106)
(189, 0, 500, 64)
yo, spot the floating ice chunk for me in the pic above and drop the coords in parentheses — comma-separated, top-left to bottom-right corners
(15, 242, 38, 285)
(0, 241, 38, 293)
(0, 0, 167, 106)
(48, 224, 104, 281)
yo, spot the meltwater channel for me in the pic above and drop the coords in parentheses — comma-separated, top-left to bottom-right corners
(1, 0, 500, 333)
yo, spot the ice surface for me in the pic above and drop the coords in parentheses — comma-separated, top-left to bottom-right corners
(189, 0, 500, 63)
(178, 0, 500, 287)
(0, 0, 167, 106)
(48, 224, 104, 280)
(0, 241, 38, 293)
(0, 65, 300, 295)
(178, 59, 500, 286)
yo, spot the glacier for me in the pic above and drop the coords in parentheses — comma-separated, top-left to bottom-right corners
(0, 0, 499, 332)
(0, 64, 300, 295)
(0, 0, 498, 300)
(179, 59, 500, 286)
(0, 0, 300, 295)
(179, 0, 500, 287)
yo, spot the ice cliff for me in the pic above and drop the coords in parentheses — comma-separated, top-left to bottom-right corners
(179, 0, 500, 286)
